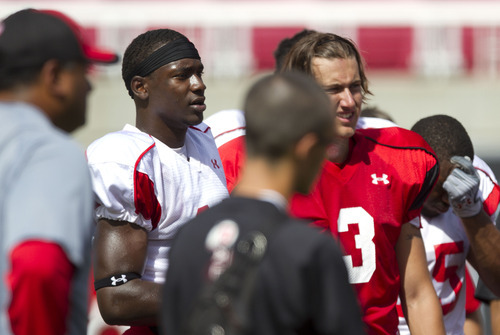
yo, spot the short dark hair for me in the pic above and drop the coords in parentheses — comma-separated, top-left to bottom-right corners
(411, 114, 474, 161)
(0, 63, 44, 90)
(244, 72, 333, 160)
(361, 106, 395, 123)
(121, 29, 187, 98)
(273, 29, 316, 72)
(280, 32, 372, 99)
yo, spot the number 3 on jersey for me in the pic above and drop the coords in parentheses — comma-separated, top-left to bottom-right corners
(338, 207, 376, 284)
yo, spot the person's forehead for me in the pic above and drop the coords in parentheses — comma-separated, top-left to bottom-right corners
(166, 58, 203, 68)
(439, 157, 455, 179)
(311, 57, 360, 81)
(312, 56, 358, 69)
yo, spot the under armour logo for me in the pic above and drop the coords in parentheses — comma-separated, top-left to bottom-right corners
(211, 159, 220, 169)
(111, 275, 127, 286)
(371, 173, 390, 185)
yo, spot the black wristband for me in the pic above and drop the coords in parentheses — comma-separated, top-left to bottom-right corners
(94, 272, 141, 291)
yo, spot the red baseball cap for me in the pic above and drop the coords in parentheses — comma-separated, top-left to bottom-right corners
(0, 8, 119, 69)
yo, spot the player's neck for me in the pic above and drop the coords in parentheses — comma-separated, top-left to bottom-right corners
(135, 116, 187, 148)
(327, 137, 350, 164)
(233, 158, 293, 203)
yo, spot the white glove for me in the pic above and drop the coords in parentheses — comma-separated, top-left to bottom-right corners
(442, 156, 482, 218)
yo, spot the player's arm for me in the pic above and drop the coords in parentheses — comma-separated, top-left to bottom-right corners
(463, 267, 483, 335)
(490, 299, 500, 335)
(444, 156, 500, 296)
(396, 222, 446, 335)
(92, 218, 161, 326)
(464, 308, 483, 335)
(462, 211, 500, 296)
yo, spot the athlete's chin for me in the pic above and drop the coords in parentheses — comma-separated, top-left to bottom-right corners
(336, 113, 358, 134)
(187, 113, 204, 126)
(337, 126, 356, 139)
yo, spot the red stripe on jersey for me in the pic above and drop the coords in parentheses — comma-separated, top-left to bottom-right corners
(197, 205, 209, 214)
(480, 171, 500, 217)
(434, 241, 464, 315)
(396, 303, 404, 318)
(189, 125, 210, 133)
(213, 126, 246, 140)
(465, 267, 481, 314)
(134, 144, 162, 230)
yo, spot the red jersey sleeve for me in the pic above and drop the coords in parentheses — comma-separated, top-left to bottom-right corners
(7, 240, 74, 335)
(360, 127, 439, 224)
(217, 136, 246, 193)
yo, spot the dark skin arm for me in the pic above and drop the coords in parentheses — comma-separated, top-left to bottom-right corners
(463, 210, 500, 297)
(93, 218, 161, 326)
(490, 299, 500, 335)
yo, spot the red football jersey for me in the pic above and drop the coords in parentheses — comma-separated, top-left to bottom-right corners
(217, 135, 245, 193)
(290, 127, 439, 335)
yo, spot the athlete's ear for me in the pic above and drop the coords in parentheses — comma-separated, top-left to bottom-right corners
(294, 133, 320, 161)
(130, 75, 149, 100)
(39, 59, 64, 97)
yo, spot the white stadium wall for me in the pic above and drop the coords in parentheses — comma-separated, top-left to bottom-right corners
(2, 0, 500, 162)
(3, 1, 500, 77)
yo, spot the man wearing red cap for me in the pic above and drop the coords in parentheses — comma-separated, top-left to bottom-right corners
(0, 8, 118, 335)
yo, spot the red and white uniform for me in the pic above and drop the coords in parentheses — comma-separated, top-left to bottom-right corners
(290, 127, 439, 335)
(464, 266, 481, 316)
(205, 109, 246, 193)
(87, 124, 228, 283)
(397, 158, 500, 335)
(356, 116, 398, 129)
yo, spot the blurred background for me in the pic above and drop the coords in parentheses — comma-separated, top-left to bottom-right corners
(2, 1, 500, 333)
(2, 0, 499, 164)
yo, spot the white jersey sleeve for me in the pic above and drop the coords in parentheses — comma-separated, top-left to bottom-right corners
(473, 155, 497, 183)
(474, 156, 500, 221)
(87, 124, 228, 283)
(87, 125, 162, 231)
(356, 116, 399, 129)
(205, 109, 246, 148)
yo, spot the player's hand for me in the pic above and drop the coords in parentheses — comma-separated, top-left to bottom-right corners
(442, 156, 482, 218)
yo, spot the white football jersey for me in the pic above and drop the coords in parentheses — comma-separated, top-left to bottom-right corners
(87, 124, 229, 283)
(398, 162, 500, 335)
(206, 112, 399, 148)
(205, 109, 246, 148)
(356, 116, 399, 129)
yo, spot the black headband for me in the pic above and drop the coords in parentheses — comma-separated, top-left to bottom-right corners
(127, 37, 200, 86)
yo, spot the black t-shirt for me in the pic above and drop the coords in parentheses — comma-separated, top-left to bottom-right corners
(161, 196, 366, 335)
